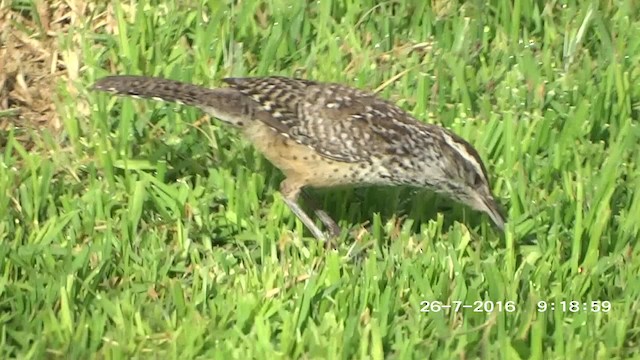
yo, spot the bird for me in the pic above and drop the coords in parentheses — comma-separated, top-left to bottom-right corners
(91, 74, 507, 242)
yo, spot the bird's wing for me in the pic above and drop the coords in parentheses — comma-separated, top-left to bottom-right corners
(223, 77, 427, 163)
(222, 76, 315, 134)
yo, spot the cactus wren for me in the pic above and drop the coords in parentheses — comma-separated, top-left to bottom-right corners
(91, 75, 506, 241)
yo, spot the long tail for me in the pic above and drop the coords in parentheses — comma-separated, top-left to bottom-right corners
(91, 75, 250, 127)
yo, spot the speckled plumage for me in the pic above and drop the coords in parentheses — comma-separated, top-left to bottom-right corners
(92, 75, 507, 241)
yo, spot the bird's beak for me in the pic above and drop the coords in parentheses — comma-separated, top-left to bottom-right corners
(475, 194, 507, 231)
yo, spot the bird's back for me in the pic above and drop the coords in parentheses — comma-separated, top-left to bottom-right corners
(224, 77, 438, 159)
(223, 77, 488, 187)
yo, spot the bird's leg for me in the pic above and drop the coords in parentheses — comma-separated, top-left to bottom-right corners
(280, 179, 328, 242)
(280, 180, 340, 249)
(300, 188, 341, 238)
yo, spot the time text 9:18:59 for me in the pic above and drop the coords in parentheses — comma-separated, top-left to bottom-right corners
(537, 301, 611, 312)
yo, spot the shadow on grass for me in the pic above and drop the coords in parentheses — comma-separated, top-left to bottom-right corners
(305, 185, 507, 241)
(126, 139, 511, 246)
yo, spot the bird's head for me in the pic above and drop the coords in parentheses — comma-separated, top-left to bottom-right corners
(438, 129, 507, 231)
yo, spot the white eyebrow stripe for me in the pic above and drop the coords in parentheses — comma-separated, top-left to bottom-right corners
(441, 132, 486, 180)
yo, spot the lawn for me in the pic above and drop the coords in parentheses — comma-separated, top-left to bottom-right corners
(1, 0, 639, 359)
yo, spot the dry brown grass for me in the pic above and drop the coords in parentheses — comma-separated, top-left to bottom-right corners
(0, 1, 106, 150)
(2, 3, 63, 134)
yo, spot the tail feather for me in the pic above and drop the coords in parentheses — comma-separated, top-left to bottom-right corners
(91, 75, 251, 127)
(92, 75, 217, 107)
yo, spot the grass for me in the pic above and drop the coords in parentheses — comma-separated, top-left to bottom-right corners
(1, 0, 639, 358)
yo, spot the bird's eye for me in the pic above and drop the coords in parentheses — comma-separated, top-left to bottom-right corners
(473, 173, 484, 187)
